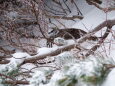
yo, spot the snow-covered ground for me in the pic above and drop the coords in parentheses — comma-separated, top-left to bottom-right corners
(36, 1, 115, 86)
(1, 0, 115, 86)
(71, 2, 115, 86)
(102, 68, 115, 86)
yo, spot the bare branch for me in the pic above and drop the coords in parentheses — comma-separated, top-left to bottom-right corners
(1, 19, 115, 65)
(86, 0, 115, 12)
(45, 14, 83, 20)
(3, 80, 29, 85)
(85, 26, 112, 57)
(21, 19, 115, 64)
(78, 19, 115, 43)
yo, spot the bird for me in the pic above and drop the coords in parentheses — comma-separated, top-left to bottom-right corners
(47, 27, 99, 47)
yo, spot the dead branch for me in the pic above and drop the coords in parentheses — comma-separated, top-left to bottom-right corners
(0, 19, 38, 28)
(45, 14, 83, 20)
(85, 26, 112, 57)
(0, 60, 10, 64)
(52, 0, 67, 14)
(72, 0, 83, 16)
(78, 19, 115, 43)
(86, 0, 115, 12)
(0, 47, 15, 55)
(30, 1, 47, 38)
(63, 0, 71, 13)
(44, 3, 66, 15)
(1, 19, 115, 65)
(104, 64, 115, 69)
(21, 19, 115, 64)
(2, 80, 29, 85)
(23, 44, 80, 63)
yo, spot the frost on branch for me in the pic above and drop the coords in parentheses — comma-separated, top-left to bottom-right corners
(54, 52, 77, 68)
(0, 57, 24, 74)
(0, 52, 27, 85)
(0, 58, 24, 85)
(28, 52, 110, 86)
(30, 71, 46, 86)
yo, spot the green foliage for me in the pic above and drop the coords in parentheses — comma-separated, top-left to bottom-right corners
(96, 64, 110, 85)
(58, 75, 77, 86)
(81, 75, 101, 84)
(80, 64, 111, 85)
(7, 68, 19, 77)
(0, 68, 19, 86)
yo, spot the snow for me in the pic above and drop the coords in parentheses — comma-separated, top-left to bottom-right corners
(1, 1, 115, 86)
(30, 71, 46, 86)
(16, 5, 115, 86)
(56, 2, 115, 86)
(54, 51, 77, 68)
(12, 51, 31, 59)
(0, 51, 31, 77)
(72, 7, 115, 32)
(102, 68, 115, 86)
(70, 4, 115, 86)
(20, 2, 115, 86)
(37, 39, 75, 56)
(27, 56, 105, 86)
(0, 57, 25, 74)
(37, 47, 58, 55)
(48, 70, 65, 86)
(6, 11, 19, 20)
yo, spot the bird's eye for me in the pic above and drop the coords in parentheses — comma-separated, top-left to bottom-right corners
(48, 29, 54, 34)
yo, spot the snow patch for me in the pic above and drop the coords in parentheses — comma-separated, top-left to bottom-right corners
(12, 51, 31, 59)
(37, 47, 58, 55)
(102, 68, 115, 86)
